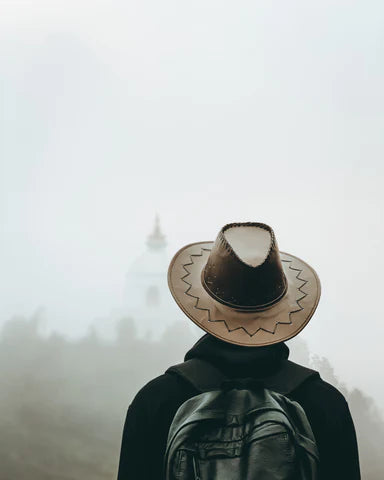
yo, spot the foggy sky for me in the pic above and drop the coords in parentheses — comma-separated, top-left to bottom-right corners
(1, 1, 383, 406)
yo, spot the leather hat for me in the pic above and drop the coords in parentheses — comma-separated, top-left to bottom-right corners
(168, 222, 321, 347)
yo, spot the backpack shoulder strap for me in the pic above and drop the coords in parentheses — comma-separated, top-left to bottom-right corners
(263, 359, 320, 395)
(165, 358, 320, 395)
(165, 358, 228, 393)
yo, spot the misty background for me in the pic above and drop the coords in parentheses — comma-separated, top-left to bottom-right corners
(1, 0, 383, 478)
(0, 315, 383, 479)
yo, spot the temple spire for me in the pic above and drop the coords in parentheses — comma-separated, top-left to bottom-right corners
(146, 214, 166, 250)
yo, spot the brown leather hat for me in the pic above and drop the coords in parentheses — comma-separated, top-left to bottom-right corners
(168, 222, 321, 347)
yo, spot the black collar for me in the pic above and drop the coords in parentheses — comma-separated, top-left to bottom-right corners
(185, 333, 289, 378)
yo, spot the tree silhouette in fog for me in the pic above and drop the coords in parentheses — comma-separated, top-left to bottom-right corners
(0, 315, 381, 480)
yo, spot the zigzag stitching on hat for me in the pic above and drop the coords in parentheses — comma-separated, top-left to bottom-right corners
(181, 249, 237, 334)
(285, 260, 309, 306)
(245, 262, 309, 336)
(241, 260, 308, 336)
(181, 249, 211, 301)
(180, 252, 231, 335)
(181, 251, 309, 338)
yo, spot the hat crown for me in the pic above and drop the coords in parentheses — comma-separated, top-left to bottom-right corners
(202, 223, 287, 311)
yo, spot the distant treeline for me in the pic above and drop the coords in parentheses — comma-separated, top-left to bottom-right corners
(0, 315, 382, 479)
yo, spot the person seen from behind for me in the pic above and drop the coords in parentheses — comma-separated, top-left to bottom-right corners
(117, 222, 360, 480)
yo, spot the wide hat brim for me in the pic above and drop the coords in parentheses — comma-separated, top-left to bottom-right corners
(168, 241, 321, 347)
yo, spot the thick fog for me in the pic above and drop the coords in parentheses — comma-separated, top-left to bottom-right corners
(0, 315, 383, 479)
(1, 1, 383, 477)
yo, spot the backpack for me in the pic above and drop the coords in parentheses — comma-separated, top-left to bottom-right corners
(164, 358, 320, 480)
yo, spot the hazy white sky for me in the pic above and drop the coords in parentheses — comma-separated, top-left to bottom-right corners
(1, 0, 383, 405)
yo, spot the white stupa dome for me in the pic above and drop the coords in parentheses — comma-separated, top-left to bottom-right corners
(128, 214, 169, 276)
(123, 215, 184, 338)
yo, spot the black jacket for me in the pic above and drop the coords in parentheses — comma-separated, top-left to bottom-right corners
(117, 334, 360, 480)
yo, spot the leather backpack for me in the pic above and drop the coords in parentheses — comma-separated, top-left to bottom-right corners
(164, 358, 319, 480)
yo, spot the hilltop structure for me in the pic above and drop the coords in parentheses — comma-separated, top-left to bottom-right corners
(123, 215, 185, 338)
(94, 215, 200, 341)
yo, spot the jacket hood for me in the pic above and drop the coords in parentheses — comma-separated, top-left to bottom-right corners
(185, 333, 289, 378)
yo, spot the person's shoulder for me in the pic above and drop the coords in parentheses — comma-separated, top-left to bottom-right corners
(129, 370, 195, 409)
(300, 375, 347, 404)
(292, 367, 350, 420)
(286, 360, 347, 404)
(130, 373, 176, 403)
